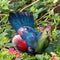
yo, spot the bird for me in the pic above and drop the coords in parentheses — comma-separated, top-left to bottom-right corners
(8, 12, 52, 54)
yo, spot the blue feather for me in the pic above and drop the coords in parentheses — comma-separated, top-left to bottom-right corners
(9, 12, 42, 50)
(21, 26, 41, 49)
(9, 13, 21, 31)
(9, 12, 34, 32)
(21, 31, 37, 49)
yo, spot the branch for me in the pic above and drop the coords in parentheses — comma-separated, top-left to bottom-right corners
(38, 13, 48, 21)
(20, 0, 39, 12)
(0, 14, 7, 16)
(34, 13, 48, 26)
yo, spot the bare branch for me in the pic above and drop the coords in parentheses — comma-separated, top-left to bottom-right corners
(0, 14, 7, 16)
(38, 13, 48, 20)
(20, 0, 39, 12)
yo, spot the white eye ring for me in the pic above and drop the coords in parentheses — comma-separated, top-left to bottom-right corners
(24, 28, 27, 31)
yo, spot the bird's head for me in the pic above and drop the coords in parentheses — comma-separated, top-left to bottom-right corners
(12, 35, 28, 52)
(46, 24, 52, 41)
(18, 27, 27, 35)
(45, 24, 52, 34)
(46, 24, 52, 29)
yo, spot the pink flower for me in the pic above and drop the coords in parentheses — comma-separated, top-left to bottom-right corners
(37, 27, 44, 31)
(52, 55, 59, 60)
(8, 48, 14, 53)
(51, 52, 59, 60)
(8, 48, 23, 58)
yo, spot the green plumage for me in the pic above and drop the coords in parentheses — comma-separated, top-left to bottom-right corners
(35, 28, 51, 53)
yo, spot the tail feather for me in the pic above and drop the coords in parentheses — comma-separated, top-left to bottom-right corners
(9, 12, 34, 32)
(16, 12, 26, 26)
(9, 13, 21, 31)
(29, 14, 34, 28)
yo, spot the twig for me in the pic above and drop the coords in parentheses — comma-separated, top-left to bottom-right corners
(0, 14, 8, 16)
(38, 12, 48, 21)
(35, 13, 48, 26)
(20, 0, 39, 12)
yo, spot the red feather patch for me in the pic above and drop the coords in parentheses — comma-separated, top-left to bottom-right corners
(17, 40, 28, 52)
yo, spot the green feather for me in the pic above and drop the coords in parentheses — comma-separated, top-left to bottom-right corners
(36, 28, 51, 53)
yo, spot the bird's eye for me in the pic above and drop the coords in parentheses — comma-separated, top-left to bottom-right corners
(24, 28, 27, 30)
(46, 31, 48, 34)
(23, 26, 27, 31)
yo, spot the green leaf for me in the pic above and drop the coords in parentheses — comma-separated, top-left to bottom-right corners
(30, 6, 36, 12)
(0, 32, 8, 37)
(52, 28, 57, 40)
(5, 43, 15, 47)
(0, 0, 10, 10)
(36, 8, 46, 14)
(35, 54, 44, 60)
(33, 13, 38, 19)
(0, 27, 3, 33)
(2, 15, 8, 23)
(5, 25, 12, 31)
(22, 53, 28, 59)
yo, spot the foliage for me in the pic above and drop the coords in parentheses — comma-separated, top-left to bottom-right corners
(0, 0, 60, 60)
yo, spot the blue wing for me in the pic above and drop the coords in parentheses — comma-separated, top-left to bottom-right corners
(21, 26, 41, 49)
(8, 12, 34, 32)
